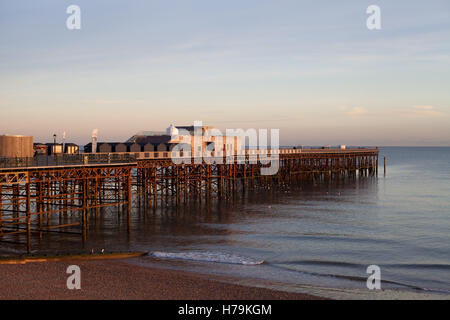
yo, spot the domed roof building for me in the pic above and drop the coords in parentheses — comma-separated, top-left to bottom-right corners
(166, 124, 179, 137)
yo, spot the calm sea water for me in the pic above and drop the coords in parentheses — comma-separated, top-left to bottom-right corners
(3, 147, 449, 297)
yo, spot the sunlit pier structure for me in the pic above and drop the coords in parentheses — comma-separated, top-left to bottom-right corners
(0, 148, 379, 253)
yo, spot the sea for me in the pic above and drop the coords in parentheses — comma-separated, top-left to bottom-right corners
(2, 147, 450, 299)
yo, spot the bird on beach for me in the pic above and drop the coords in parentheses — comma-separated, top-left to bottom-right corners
(101, 249, 105, 254)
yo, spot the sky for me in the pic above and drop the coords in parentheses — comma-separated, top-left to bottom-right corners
(0, 0, 449, 146)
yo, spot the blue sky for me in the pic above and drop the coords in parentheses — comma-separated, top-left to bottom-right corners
(1, 0, 449, 145)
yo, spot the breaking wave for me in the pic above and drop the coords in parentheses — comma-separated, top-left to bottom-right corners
(149, 251, 264, 265)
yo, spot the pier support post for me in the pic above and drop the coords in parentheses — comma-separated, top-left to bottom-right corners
(82, 179, 88, 245)
(26, 182, 31, 254)
(127, 171, 132, 232)
(0, 184, 2, 235)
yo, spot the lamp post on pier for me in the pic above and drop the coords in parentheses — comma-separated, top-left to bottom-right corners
(53, 134, 57, 161)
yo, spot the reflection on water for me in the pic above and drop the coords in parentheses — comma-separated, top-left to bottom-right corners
(1, 147, 449, 298)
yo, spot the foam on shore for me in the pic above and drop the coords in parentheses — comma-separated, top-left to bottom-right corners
(150, 251, 264, 265)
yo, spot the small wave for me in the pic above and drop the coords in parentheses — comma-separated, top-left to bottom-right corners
(272, 259, 364, 268)
(270, 259, 450, 273)
(149, 251, 264, 265)
(268, 263, 450, 294)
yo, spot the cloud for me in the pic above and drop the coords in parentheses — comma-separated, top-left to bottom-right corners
(346, 107, 368, 117)
(172, 39, 209, 51)
(409, 105, 443, 117)
(413, 105, 433, 110)
(87, 99, 146, 106)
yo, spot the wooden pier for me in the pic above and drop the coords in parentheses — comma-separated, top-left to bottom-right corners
(0, 148, 378, 253)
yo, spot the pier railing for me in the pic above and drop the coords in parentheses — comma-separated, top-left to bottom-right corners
(82, 147, 379, 161)
(0, 153, 136, 169)
(0, 147, 378, 169)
